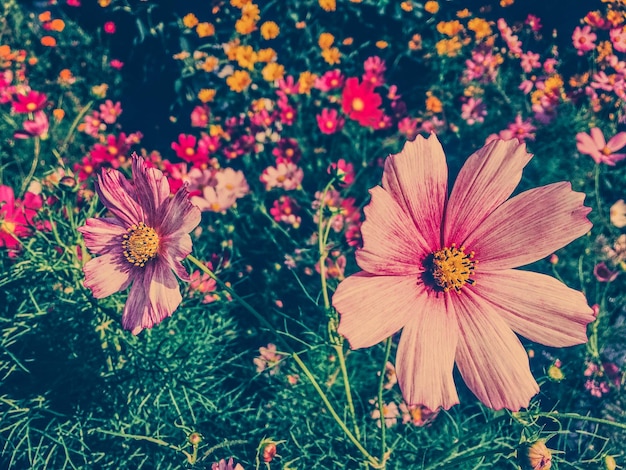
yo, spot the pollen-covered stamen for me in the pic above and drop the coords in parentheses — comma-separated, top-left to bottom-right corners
(122, 222, 160, 267)
(430, 243, 476, 293)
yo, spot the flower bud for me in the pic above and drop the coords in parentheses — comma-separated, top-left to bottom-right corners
(262, 442, 277, 462)
(517, 440, 552, 470)
(188, 432, 202, 446)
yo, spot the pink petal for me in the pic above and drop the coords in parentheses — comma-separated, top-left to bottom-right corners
(590, 127, 607, 149)
(0, 185, 15, 217)
(444, 139, 533, 246)
(132, 155, 171, 224)
(575, 131, 596, 155)
(160, 232, 193, 281)
(334, 272, 425, 349)
(464, 182, 592, 270)
(83, 253, 132, 298)
(473, 270, 594, 347)
(122, 261, 182, 334)
(78, 217, 125, 255)
(157, 186, 201, 237)
(606, 131, 626, 153)
(96, 168, 143, 227)
(453, 291, 539, 411)
(396, 295, 460, 411)
(356, 186, 426, 275)
(381, 134, 447, 251)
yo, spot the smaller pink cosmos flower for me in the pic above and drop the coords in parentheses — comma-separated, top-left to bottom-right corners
(610, 27, 626, 53)
(254, 343, 284, 375)
(212, 458, 244, 470)
(572, 26, 597, 55)
(103, 21, 116, 34)
(461, 97, 486, 126)
(314, 69, 344, 91)
(270, 195, 301, 228)
(316, 108, 345, 135)
(610, 199, 626, 228)
(370, 400, 400, 428)
(110, 59, 124, 69)
(12, 90, 47, 113)
(0, 185, 45, 251)
(260, 159, 303, 191)
(327, 158, 355, 187)
(520, 51, 541, 73)
(78, 154, 201, 334)
(576, 127, 626, 165)
(190, 105, 210, 128)
(499, 114, 536, 142)
(99, 100, 122, 124)
(14, 111, 49, 139)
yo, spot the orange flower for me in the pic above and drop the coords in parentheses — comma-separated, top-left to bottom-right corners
(199, 56, 219, 73)
(49, 19, 65, 32)
(196, 22, 215, 38)
(425, 93, 443, 113)
(257, 48, 276, 62)
(424, 1, 439, 13)
(260, 21, 279, 40)
(319, 0, 336, 11)
(322, 47, 341, 65)
(226, 70, 252, 92)
(53, 108, 65, 121)
(182, 13, 199, 28)
(198, 88, 216, 103)
(41, 36, 57, 47)
(376, 40, 388, 49)
(38, 11, 52, 22)
(436, 37, 462, 56)
(468, 18, 492, 40)
(298, 71, 317, 94)
(235, 45, 257, 70)
(401, 1, 413, 11)
(235, 16, 256, 35)
(318, 32, 335, 50)
(437, 20, 463, 37)
(262, 62, 285, 82)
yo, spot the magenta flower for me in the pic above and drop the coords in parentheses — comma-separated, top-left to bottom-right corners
(78, 154, 201, 334)
(332, 134, 595, 411)
(576, 127, 626, 165)
(572, 25, 597, 55)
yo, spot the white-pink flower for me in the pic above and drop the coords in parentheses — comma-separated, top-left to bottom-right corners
(576, 127, 626, 165)
(332, 134, 594, 411)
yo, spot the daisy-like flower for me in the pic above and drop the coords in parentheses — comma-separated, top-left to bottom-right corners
(332, 134, 594, 411)
(78, 154, 201, 334)
(341, 77, 383, 128)
(576, 127, 626, 165)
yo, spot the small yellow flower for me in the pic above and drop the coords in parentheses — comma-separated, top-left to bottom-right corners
(257, 48, 277, 62)
(319, 0, 336, 11)
(235, 16, 256, 35)
(173, 51, 190, 60)
(408, 33, 422, 50)
(547, 364, 564, 381)
(424, 0, 439, 14)
(596, 40, 613, 62)
(98, 0, 111, 7)
(468, 17, 492, 40)
(260, 21, 280, 40)
(343, 37, 354, 46)
(321, 47, 341, 65)
(456, 8, 471, 18)
(401, 1, 413, 12)
(437, 20, 463, 37)
(262, 62, 285, 82)
(298, 71, 317, 94)
(92, 83, 108, 98)
(435, 37, 463, 56)
(500, 0, 514, 6)
(196, 22, 215, 38)
(226, 70, 252, 92)
(182, 13, 199, 29)
(375, 40, 388, 49)
(235, 45, 257, 70)
(318, 32, 335, 50)
(198, 88, 217, 103)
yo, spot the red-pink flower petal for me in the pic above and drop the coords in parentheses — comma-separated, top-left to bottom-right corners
(453, 291, 539, 411)
(77, 217, 125, 255)
(334, 273, 425, 349)
(444, 139, 533, 246)
(160, 232, 193, 281)
(83, 253, 132, 298)
(464, 182, 591, 270)
(590, 126, 607, 149)
(157, 186, 202, 238)
(132, 155, 171, 226)
(575, 131, 596, 156)
(396, 295, 460, 411)
(356, 186, 425, 275)
(473, 270, 594, 347)
(96, 168, 143, 227)
(381, 134, 447, 252)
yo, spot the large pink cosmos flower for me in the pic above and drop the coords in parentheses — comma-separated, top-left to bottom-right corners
(332, 134, 595, 411)
(78, 154, 201, 334)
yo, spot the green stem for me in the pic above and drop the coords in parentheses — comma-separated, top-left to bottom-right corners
(317, 179, 335, 311)
(522, 411, 626, 431)
(593, 164, 604, 222)
(186, 254, 380, 468)
(57, 101, 94, 160)
(21, 136, 40, 194)
(377, 338, 393, 463)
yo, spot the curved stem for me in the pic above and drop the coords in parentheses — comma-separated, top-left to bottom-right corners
(21, 136, 40, 194)
(377, 338, 393, 462)
(594, 164, 604, 222)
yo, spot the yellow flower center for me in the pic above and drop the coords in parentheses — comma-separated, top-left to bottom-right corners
(429, 244, 476, 293)
(352, 98, 365, 112)
(26, 102, 37, 111)
(122, 222, 159, 267)
(1, 220, 16, 234)
(602, 146, 612, 156)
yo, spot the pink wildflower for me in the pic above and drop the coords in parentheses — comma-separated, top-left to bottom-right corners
(593, 262, 619, 283)
(370, 400, 400, 428)
(576, 127, 626, 165)
(99, 100, 122, 124)
(110, 59, 124, 69)
(332, 134, 594, 411)
(12, 90, 47, 113)
(270, 195, 301, 228)
(14, 111, 49, 139)
(610, 27, 626, 53)
(0, 186, 45, 251)
(103, 21, 116, 34)
(499, 115, 536, 142)
(327, 158, 355, 187)
(83, 112, 106, 137)
(212, 458, 244, 470)
(316, 108, 345, 135)
(315, 69, 344, 92)
(572, 26, 597, 55)
(191, 105, 210, 128)
(254, 343, 284, 375)
(399, 403, 438, 426)
(260, 159, 303, 190)
(461, 97, 486, 125)
(525, 14, 542, 32)
(520, 51, 541, 73)
(78, 154, 201, 334)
